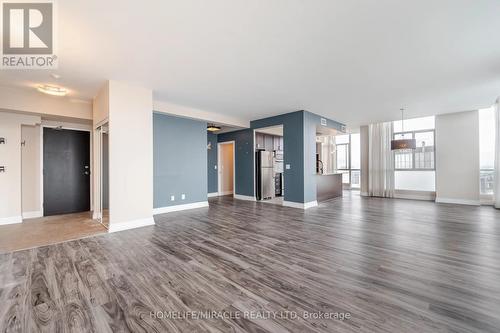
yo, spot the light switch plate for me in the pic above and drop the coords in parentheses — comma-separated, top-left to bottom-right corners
(170, 195, 175, 201)
(181, 194, 186, 200)
(285, 164, 291, 169)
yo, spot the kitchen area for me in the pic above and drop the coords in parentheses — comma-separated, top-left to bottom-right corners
(315, 126, 344, 202)
(255, 126, 284, 205)
(254, 124, 346, 205)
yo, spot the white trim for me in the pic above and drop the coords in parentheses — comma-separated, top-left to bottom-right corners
(0, 216, 22, 225)
(108, 217, 155, 233)
(207, 192, 219, 197)
(234, 194, 256, 201)
(283, 200, 318, 209)
(360, 191, 369, 197)
(435, 197, 480, 206)
(153, 201, 209, 215)
(22, 210, 43, 219)
(217, 141, 235, 198)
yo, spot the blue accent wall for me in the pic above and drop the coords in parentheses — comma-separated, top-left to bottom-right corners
(207, 132, 218, 193)
(153, 113, 207, 208)
(218, 129, 254, 197)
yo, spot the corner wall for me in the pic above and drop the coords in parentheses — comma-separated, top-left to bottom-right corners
(107, 81, 154, 231)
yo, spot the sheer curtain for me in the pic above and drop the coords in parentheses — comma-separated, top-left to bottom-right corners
(368, 122, 395, 197)
(494, 99, 500, 208)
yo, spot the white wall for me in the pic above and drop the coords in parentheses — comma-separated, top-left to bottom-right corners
(0, 85, 92, 120)
(435, 110, 480, 205)
(0, 112, 41, 224)
(21, 125, 41, 217)
(107, 81, 154, 232)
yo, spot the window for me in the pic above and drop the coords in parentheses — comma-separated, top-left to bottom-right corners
(393, 116, 436, 191)
(334, 133, 360, 188)
(479, 107, 495, 195)
(393, 131, 435, 170)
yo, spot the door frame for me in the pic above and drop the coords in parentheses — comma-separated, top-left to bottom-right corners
(217, 141, 235, 197)
(40, 125, 93, 217)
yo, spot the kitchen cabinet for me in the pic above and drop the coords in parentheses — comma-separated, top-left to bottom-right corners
(264, 135, 273, 151)
(255, 133, 264, 149)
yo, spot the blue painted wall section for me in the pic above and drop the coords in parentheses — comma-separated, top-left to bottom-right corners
(207, 132, 218, 193)
(217, 129, 254, 197)
(153, 113, 208, 208)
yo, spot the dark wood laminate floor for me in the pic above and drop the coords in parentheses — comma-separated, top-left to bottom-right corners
(1, 193, 500, 332)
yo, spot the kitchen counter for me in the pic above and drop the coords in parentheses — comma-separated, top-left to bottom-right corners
(316, 173, 343, 202)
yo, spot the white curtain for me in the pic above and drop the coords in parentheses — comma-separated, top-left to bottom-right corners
(494, 99, 500, 208)
(368, 122, 395, 198)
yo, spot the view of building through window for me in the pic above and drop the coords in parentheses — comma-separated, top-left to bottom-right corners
(393, 116, 436, 191)
(335, 133, 360, 188)
(479, 107, 495, 195)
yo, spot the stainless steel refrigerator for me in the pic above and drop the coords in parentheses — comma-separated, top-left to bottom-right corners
(258, 151, 275, 200)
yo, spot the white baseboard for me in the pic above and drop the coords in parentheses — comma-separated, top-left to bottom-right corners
(233, 194, 256, 201)
(435, 197, 480, 206)
(219, 190, 233, 196)
(360, 192, 369, 197)
(22, 210, 43, 219)
(153, 201, 209, 215)
(394, 190, 436, 201)
(108, 216, 155, 233)
(207, 192, 219, 197)
(283, 200, 318, 209)
(0, 215, 23, 225)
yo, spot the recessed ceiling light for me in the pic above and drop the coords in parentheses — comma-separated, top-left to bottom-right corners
(37, 84, 68, 97)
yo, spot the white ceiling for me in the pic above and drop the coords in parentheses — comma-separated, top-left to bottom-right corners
(2, 0, 500, 128)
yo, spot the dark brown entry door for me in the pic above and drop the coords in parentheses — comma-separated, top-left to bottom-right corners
(43, 128, 90, 216)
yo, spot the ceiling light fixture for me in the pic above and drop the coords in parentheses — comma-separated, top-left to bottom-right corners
(207, 124, 221, 132)
(37, 84, 68, 97)
(391, 108, 416, 150)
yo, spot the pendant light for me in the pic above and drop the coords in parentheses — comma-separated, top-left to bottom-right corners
(391, 108, 416, 150)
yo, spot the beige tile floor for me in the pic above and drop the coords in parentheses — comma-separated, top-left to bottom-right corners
(0, 211, 107, 253)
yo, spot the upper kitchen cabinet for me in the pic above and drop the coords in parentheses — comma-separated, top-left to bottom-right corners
(264, 135, 273, 151)
(255, 132, 265, 149)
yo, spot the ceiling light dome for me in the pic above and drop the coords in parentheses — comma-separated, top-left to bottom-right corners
(207, 124, 221, 132)
(37, 84, 67, 96)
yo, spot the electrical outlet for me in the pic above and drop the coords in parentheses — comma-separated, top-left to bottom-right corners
(214, 165, 217, 169)
(170, 195, 175, 201)
(181, 194, 186, 200)
(286, 164, 291, 170)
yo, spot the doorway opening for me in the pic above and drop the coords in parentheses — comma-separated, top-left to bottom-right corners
(217, 141, 235, 196)
(95, 124, 109, 229)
